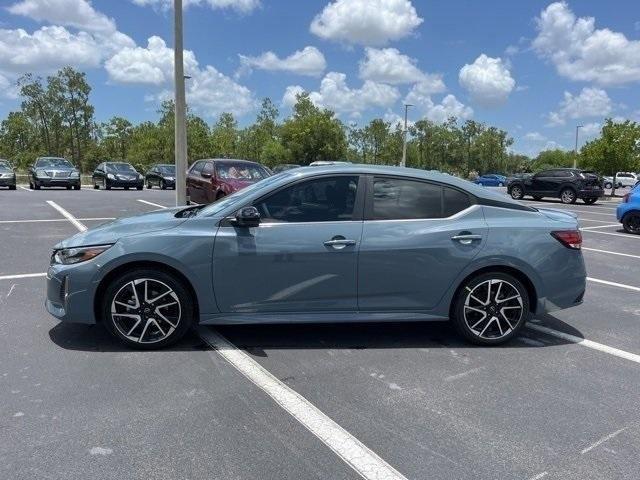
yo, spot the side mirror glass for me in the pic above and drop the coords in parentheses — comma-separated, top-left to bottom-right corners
(233, 206, 260, 228)
(201, 171, 212, 179)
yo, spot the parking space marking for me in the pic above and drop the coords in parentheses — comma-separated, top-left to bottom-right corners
(0, 273, 46, 281)
(137, 199, 168, 209)
(582, 229, 640, 239)
(199, 327, 409, 480)
(580, 427, 627, 455)
(579, 218, 618, 224)
(0, 217, 114, 224)
(587, 277, 640, 292)
(527, 324, 640, 364)
(583, 247, 640, 260)
(46, 201, 87, 232)
(580, 224, 622, 230)
(18, 186, 32, 192)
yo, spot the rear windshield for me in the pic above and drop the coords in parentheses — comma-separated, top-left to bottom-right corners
(216, 163, 268, 181)
(36, 158, 72, 168)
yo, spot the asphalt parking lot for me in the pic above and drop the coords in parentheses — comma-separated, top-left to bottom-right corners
(1, 186, 639, 480)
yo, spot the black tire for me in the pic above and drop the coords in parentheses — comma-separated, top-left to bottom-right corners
(161, 180, 167, 190)
(34, 182, 41, 190)
(29, 181, 33, 190)
(510, 185, 524, 200)
(582, 197, 597, 205)
(105, 183, 111, 190)
(451, 272, 530, 345)
(9, 185, 16, 190)
(560, 188, 577, 204)
(101, 268, 194, 350)
(136, 185, 143, 191)
(124, 186, 129, 190)
(532, 196, 542, 201)
(94, 182, 100, 189)
(146, 182, 153, 189)
(622, 212, 640, 235)
(74, 185, 80, 190)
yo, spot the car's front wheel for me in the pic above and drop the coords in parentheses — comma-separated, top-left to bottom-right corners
(452, 272, 529, 345)
(510, 185, 524, 200)
(101, 269, 194, 349)
(622, 212, 640, 235)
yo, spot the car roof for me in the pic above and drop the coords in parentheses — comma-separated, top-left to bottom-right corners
(196, 158, 263, 165)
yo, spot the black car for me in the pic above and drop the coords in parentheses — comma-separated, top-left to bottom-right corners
(508, 168, 603, 204)
(145, 164, 176, 189)
(29, 157, 81, 190)
(92, 162, 144, 190)
(0, 159, 16, 190)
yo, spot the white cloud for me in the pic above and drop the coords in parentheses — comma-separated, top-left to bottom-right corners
(358, 47, 445, 89)
(533, 1, 640, 85)
(581, 122, 601, 137)
(8, 0, 117, 33)
(458, 54, 515, 107)
(282, 85, 306, 109)
(310, 0, 423, 46)
(131, 0, 260, 13)
(422, 94, 473, 123)
(282, 72, 400, 117)
(238, 46, 326, 77)
(383, 110, 412, 128)
(524, 132, 546, 142)
(106, 36, 254, 117)
(547, 87, 612, 126)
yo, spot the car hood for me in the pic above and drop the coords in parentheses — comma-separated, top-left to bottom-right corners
(537, 207, 578, 223)
(55, 207, 188, 249)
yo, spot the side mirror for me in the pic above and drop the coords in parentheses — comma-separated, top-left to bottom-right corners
(233, 206, 260, 228)
(201, 171, 212, 179)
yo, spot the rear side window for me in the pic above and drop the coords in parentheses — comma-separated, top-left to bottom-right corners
(371, 177, 472, 220)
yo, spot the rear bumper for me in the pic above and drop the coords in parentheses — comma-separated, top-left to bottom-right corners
(577, 188, 604, 198)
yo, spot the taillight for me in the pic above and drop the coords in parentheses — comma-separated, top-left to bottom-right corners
(551, 230, 582, 250)
(622, 193, 630, 203)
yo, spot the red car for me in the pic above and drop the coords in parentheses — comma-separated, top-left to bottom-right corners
(186, 159, 271, 204)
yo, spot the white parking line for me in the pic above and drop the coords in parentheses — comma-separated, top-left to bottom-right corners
(198, 327, 408, 480)
(18, 186, 32, 192)
(45, 201, 87, 232)
(527, 324, 640, 364)
(579, 218, 618, 223)
(580, 224, 621, 230)
(137, 199, 167, 209)
(583, 247, 640, 260)
(0, 217, 114, 224)
(587, 277, 640, 292)
(0, 273, 46, 281)
(582, 230, 639, 239)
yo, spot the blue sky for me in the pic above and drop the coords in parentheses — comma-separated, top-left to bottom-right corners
(1, 0, 639, 156)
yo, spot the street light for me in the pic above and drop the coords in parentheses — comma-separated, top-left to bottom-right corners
(401, 103, 413, 167)
(573, 124, 583, 169)
(174, 0, 188, 206)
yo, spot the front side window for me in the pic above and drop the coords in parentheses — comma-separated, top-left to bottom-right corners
(202, 162, 214, 176)
(189, 161, 204, 175)
(254, 176, 359, 223)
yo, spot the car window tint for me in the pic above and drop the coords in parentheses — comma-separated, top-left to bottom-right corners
(254, 176, 359, 223)
(372, 178, 442, 220)
(202, 162, 214, 176)
(190, 161, 204, 174)
(537, 170, 554, 177)
(443, 187, 471, 217)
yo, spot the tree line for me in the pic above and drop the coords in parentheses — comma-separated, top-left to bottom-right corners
(0, 67, 638, 176)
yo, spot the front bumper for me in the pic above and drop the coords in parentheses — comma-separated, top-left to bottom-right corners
(0, 177, 16, 187)
(46, 262, 100, 324)
(36, 177, 80, 188)
(108, 179, 144, 188)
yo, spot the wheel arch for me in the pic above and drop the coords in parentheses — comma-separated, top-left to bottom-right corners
(93, 260, 200, 324)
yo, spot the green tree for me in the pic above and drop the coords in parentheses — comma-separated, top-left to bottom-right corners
(102, 117, 133, 159)
(580, 119, 640, 175)
(211, 112, 238, 158)
(531, 149, 574, 171)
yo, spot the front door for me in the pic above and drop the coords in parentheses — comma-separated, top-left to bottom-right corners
(358, 176, 488, 311)
(212, 175, 363, 313)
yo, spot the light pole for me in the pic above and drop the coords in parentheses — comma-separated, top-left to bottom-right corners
(174, 0, 188, 206)
(401, 103, 413, 167)
(573, 124, 583, 169)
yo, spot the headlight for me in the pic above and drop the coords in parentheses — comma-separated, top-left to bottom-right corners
(107, 173, 115, 180)
(138, 174, 143, 180)
(51, 244, 112, 265)
(36, 169, 49, 177)
(166, 177, 175, 181)
(70, 171, 80, 178)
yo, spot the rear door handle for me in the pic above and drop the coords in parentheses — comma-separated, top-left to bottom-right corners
(451, 234, 482, 245)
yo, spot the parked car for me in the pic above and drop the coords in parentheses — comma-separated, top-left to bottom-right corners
(474, 174, 507, 187)
(508, 168, 603, 204)
(92, 162, 144, 190)
(46, 165, 586, 349)
(0, 159, 16, 190)
(145, 164, 176, 189)
(186, 158, 270, 204)
(29, 157, 80, 190)
(613, 172, 639, 189)
(616, 184, 640, 234)
(272, 164, 301, 174)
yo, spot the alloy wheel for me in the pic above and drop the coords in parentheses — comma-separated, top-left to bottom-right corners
(561, 189, 576, 204)
(110, 278, 181, 344)
(623, 214, 640, 234)
(463, 279, 524, 340)
(511, 186, 523, 199)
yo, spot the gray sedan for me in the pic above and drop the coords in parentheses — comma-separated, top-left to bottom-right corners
(46, 165, 586, 349)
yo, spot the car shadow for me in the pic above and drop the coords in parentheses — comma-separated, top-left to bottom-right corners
(49, 315, 584, 354)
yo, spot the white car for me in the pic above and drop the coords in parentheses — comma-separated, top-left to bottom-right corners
(603, 172, 639, 189)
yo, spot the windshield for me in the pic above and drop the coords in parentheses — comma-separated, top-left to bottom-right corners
(0, 161, 11, 171)
(216, 163, 268, 181)
(158, 165, 175, 174)
(36, 158, 72, 169)
(107, 163, 136, 173)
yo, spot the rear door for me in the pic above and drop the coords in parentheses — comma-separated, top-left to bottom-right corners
(358, 176, 487, 311)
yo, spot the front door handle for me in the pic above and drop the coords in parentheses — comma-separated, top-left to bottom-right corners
(451, 234, 482, 245)
(324, 236, 356, 249)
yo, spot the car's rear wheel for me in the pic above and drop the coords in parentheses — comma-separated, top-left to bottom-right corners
(102, 269, 194, 349)
(452, 272, 529, 345)
(622, 213, 640, 235)
(582, 197, 597, 205)
(560, 188, 577, 204)
(510, 185, 524, 200)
